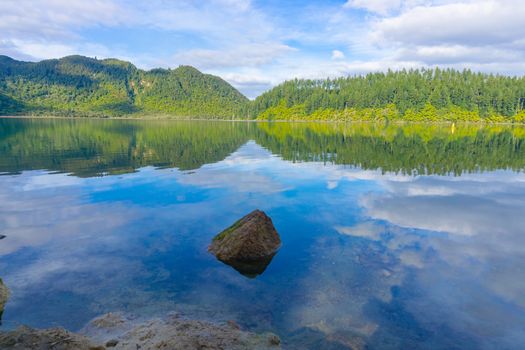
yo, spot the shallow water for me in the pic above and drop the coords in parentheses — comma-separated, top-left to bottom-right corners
(1, 118, 525, 349)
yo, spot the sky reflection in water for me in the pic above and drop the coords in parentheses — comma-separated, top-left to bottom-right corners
(0, 119, 524, 349)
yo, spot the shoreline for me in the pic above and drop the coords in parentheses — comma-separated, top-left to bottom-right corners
(0, 115, 523, 126)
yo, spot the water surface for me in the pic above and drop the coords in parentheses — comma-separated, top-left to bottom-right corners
(1, 118, 524, 349)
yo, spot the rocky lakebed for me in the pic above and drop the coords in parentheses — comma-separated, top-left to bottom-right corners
(0, 312, 281, 350)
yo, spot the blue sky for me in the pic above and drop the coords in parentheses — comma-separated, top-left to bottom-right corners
(1, 0, 524, 98)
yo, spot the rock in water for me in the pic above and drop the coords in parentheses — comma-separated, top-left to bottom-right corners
(0, 279, 9, 325)
(209, 210, 281, 260)
(209, 210, 281, 276)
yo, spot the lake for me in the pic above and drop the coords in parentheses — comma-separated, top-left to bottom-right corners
(0, 118, 524, 349)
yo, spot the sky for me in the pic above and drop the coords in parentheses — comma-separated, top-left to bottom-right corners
(1, 0, 525, 98)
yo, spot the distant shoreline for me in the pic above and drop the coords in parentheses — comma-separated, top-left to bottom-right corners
(0, 115, 521, 126)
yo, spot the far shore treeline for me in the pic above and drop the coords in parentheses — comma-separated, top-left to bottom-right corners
(1, 55, 525, 123)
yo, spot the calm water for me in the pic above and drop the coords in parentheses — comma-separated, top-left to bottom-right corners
(1, 118, 525, 349)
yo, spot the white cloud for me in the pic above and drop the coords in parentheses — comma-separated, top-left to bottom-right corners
(0, 0, 125, 40)
(0, 0, 128, 61)
(173, 43, 295, 70)
(134, 0, 273, 42)
(366, 0, 525, 67)
(218, 73, 274, 100)
(331, 50, 345, 60)
(371, 1, 525, 47)
(396, 44, 525, 64)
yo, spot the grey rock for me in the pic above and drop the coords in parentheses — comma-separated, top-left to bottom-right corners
(0, 326, 103, 350)
(83, 312, 281, 350)
(106, 339, 119, 347)
(209, 210, 281, 277)
(0, 312, 281, 350)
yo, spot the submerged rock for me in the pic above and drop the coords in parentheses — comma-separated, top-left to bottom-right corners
(105, 339, 119, 347)
(0, 326, 102, 350)
(0, 312, 281, 350)
(82, 312, 280, 350)
(209, 210, 281, 271)
(0, 278, 9, 325)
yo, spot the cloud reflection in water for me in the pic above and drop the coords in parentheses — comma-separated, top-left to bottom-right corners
(0, 141, 524, 349)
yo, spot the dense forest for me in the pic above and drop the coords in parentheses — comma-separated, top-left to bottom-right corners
(0, 55, 247, 118)
(1, 118, 524, 177)
(252, 69, 525, 123)
(1, 55, 525, 122)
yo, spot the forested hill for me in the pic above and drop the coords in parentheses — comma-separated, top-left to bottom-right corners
(2, 56, 525, 122)
(0, 55, 248, 118)
(251, 69, 525, 123)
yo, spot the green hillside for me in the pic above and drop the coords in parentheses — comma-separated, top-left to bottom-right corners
(251, 69, 525, 123)
(2, 56, 525, 122)
(0, 55, 248, 118)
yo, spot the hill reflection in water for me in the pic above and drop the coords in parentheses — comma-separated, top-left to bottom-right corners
(1, 118, 525, 177)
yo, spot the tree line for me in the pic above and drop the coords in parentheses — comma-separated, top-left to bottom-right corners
(251, 68, 525, 123)
(1, 55, 525, 122)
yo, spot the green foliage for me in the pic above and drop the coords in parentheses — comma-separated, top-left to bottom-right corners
(0, 55, 248, 118)
(252, 68, 525, 122)
(213, 217, 245, 242)
(2, 56, 525, 123)
(0, 92, 24, 114)
(514, 110, 525, 123)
